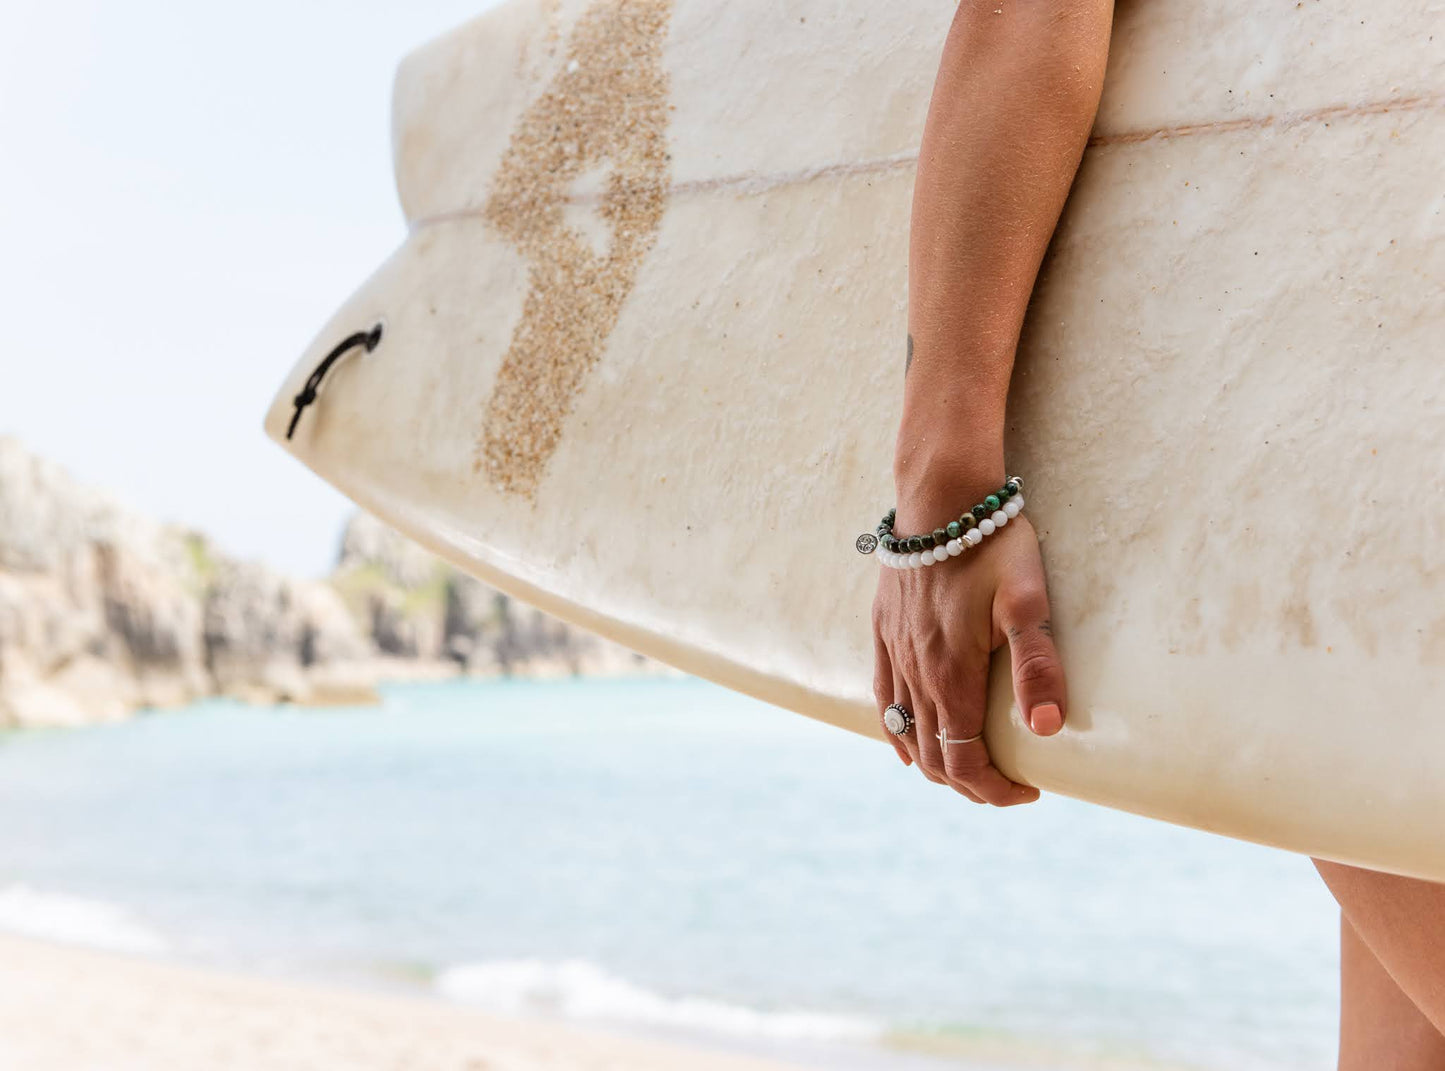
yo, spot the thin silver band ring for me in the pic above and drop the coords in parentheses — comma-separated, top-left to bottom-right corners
(936, 726, 984, 747)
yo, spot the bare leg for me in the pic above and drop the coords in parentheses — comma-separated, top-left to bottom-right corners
(1335, 909, 1445, 1069)
(1315, 860, 1445, 1038)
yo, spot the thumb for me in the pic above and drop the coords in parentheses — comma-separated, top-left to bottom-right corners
(995, 583, 1067, 737)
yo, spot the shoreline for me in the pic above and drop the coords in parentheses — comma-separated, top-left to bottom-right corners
(0, 933, 813, 1071)
(0, 932, 1211, 1071)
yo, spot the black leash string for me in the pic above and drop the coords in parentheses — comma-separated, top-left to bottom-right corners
(286, 323, 384, 440)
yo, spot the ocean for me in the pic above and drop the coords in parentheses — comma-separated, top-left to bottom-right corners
(0, 677, 1339, 1069)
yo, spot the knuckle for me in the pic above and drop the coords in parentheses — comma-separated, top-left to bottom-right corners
(1000, 582, 1049, 624)
(916, 754, 945, 780)
(945, 753, 990, 781)
(1013, 648, 1059, 688)
(917, 665, 948, 697)
(921, 658, 966, 696)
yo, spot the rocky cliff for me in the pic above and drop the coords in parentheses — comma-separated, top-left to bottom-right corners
(0, 438, 662, 729)
(329, 511, 655, 680)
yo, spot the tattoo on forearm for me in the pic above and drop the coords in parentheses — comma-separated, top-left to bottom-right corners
(905, 334, 913, 376)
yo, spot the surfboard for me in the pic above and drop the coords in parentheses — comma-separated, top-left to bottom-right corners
(264, 0, 1445, 881)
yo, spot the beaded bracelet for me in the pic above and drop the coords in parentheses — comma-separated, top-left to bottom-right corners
(854, 477, 1025, 570)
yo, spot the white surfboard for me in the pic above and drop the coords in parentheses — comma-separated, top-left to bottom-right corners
(265, 0, 1445, 880)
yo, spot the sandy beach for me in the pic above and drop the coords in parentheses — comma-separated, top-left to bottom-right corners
(0, 935, 811, 1071)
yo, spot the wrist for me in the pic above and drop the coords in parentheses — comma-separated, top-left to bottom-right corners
(891, 448, 1007, 536)
(892, 403, 1004, 516)
(890, 335, 1011, 532)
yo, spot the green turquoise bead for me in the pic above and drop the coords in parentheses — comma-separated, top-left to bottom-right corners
(907, 537, 923, 552)
(960, 514, 977, 530)
(932, 528, 947, 545)
(998, 485, 1012, 500)
(972, 504, 987, 520)
(946, 521, 961, 539)
(984, 495, 1000, 510)
(921, 534, 936, 549)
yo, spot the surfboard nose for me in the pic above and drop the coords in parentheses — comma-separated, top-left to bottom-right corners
(262, 258, 399, 455)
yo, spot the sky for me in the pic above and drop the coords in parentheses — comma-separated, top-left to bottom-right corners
(1, 0, 499, 576)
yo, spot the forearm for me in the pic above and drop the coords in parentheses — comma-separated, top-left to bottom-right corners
(895, 0, 1113, 525)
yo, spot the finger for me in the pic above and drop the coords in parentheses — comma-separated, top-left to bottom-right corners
(994, 575, 1068, 737)
(908, 686, 950, 788)
(887, 662, 924, 770)
(944, 739, 1041, 807)
(873, 633, 912, 766)
(893, 668, 943, 785)
(927, 661, 1039, 806)
(913, 667, 982, 803)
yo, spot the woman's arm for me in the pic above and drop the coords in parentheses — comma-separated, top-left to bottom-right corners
(873, 1, 1114, 803)
(897, 0, 1114, 511)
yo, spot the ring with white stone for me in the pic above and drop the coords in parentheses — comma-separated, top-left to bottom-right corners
(882, 702, 914, 736)
(876, 493, 1025, 570)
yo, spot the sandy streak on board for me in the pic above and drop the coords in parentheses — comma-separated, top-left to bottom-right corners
(477, 0, 674, 501)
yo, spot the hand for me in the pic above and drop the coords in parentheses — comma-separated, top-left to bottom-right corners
(871, 510, 1067, 805)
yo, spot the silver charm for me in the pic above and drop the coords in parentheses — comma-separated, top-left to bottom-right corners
(855, 533, 879, 555)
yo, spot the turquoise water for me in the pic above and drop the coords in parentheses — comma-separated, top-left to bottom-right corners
(0, 678, 1338, 1069)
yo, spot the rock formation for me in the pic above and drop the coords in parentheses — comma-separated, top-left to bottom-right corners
(0, 438, 663, 729)
(332, 512, 654, 679)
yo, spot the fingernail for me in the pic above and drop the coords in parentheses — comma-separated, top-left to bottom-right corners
(1029, 702, 1063, 735)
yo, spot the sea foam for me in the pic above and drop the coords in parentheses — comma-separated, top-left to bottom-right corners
(0, 884, 167, 954)
(436, 958, 880, 1043)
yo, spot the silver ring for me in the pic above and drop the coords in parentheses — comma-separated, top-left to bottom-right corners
(937, 726, 984, 747)
(882, 703, 914, 736)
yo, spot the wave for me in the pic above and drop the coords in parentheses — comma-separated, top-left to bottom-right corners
(435, 958, 880, 1043)
(0, 884, 168, 954)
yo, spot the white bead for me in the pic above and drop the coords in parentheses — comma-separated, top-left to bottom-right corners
(882, 552, 895, 568)
(964, 528, 983, 545)
(991, 510, 1008, 527)
(1011, 495, 1025, 511)
(908, 552, 922, 568)
(932, 546, 948, 562)
(946, 539, 962, 556)
(978, 519, 995, 536)
(920, 550, 935, 565)
(1003, 500, 1021, 518)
